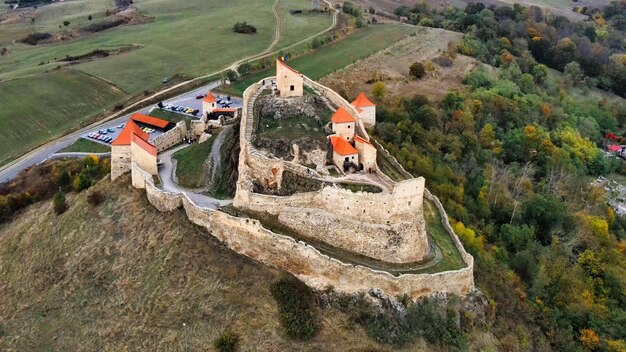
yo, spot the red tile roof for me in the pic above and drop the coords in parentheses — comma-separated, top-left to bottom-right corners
(212, 108, 237, 113)
(351, 92, 375, 108)
(277, 59, 299, 74)
(203, 92, 216, 103)
(329, 135, 358, 156)
(131, 132, 157, 156)
(112, 120, 150, 146)
(354, 135, 373, 146)
(331, 107, 356, 124)
(130, 113, 169, 129)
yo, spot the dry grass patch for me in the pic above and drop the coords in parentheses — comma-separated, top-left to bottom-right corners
(320, 26, 480, 102)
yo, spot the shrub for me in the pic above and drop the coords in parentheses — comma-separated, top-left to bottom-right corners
(87, 190, 104, 206)
(81, 19, 125, 33)
(88, 14, 93, 20)
(232, 22, 257, 34)
(18, 32, 52, 45)
(371, 81, 387, 99)
(63, 20, 70, 26)
(213, 331, 240, 352)
(73, 171, 92, 192)
(409, 62, 426, 79)
(53, 191, 67, 215)
(342, 1, 361, 17)
(270, 276, 319, 339)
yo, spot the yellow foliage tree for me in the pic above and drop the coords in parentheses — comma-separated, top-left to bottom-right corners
(579, 329, 600, 350)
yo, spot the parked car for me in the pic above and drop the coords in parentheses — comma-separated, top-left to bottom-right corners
(98, 129, 106, 134)
(162, 77, 169, 84)
(107, 128, 115, 133)
(195, 94, 205, 99)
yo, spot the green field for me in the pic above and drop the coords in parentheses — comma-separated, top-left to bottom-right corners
(230, 24, 418, 94)
(0, 0, 331, 166)
(57, 138, 111, 153)
(0, 69, 124, 165)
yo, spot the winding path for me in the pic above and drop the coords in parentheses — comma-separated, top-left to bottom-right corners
(158, 145, 232, 209)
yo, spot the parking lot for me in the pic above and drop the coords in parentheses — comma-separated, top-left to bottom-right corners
(79, 89, 243, 147)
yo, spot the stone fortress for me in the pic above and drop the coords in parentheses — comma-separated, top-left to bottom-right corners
(114, 59, 475, 300)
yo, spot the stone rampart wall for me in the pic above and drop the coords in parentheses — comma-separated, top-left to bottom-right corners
(152, 121, 186, 152)
(136, 165, 474, 299)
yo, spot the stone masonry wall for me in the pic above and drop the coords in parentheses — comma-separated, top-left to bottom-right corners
(111, 145, 131, 180)
(152, 121, 186, 152)
(136, 166, 474, 300)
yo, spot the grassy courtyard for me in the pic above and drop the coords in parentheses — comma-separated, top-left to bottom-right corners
(173, 134, 217, 188)
(57, 138, 111, 154)
(421, 199, 466, 274)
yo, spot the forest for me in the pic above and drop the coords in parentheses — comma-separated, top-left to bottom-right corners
(370, 2, 626, 351)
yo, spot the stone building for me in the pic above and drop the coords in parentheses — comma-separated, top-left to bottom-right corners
(276, 59, 303, 98)
(111, 114, 167, 180)
(329, 135, 359, 172)
(354, 135, 377, 173)
(330, 107, 356, 142)
(111, 120, 152, 180)
(351, 92, 376, 127)
(202, 92, 218, 117)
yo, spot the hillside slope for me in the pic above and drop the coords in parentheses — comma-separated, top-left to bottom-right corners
(0, 176, 442, 351)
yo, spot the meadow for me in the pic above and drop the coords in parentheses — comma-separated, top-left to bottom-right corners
(229, 24, 418, 95)
(0, 0, 331, 166)
(0, 69, 124, 165)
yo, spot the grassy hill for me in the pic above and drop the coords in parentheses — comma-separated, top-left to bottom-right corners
(1, 175, 465, 351)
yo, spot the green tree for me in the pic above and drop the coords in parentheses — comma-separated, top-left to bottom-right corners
(371, 81, 387, 99)
(564, 61, 584, 86)
(409, 62, 426, 79)
(53, 191, 67, 215)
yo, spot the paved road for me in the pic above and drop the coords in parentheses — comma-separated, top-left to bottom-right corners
(0, 81, 221, 183)
(0, 0, 339, 183)
(158, 144, 232, 209)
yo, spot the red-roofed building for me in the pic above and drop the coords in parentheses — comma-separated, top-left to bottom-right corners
(331, 107, 357, 142)
(276, 59, 303, 98)
(354, 135, 377, 173)
(111, 120, 157, 180)
(350, 92, 376, 127)
(130, 113, 171, 130)
(329, 135, 359, 172)
(202, 92, 218, 117)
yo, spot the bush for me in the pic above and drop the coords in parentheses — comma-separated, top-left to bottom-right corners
(63, 20, 70, 26)
(342, 1, 361, 17)
(73, 171, 92, 192)
(409, 62, 426, 79)
(213, 331, 239, 352)
(232, 22, 257, 34)
(81, 18, 125, 33)
(270, 276, 319, 340)
(53, 191, 67, 215)
(87, 190, 104, 206)
(18, 32, 52, 45)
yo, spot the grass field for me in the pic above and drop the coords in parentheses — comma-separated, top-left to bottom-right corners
(229, 24, 418, 95)
(0, 0, 331, 166)
(0, 69, 125, 166)
(57, 138, 111, 153)
(173, 135, 217, 188)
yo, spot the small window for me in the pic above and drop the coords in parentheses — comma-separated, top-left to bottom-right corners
(290, 85, 294, 91)
(348, 125, 351, 128)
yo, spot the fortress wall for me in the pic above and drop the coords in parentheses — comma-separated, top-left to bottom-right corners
(111, 145, 131, 180)
(190, 120, 206, 138)
(152, 121, 186, 152)
(133, 160, 474, 299)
